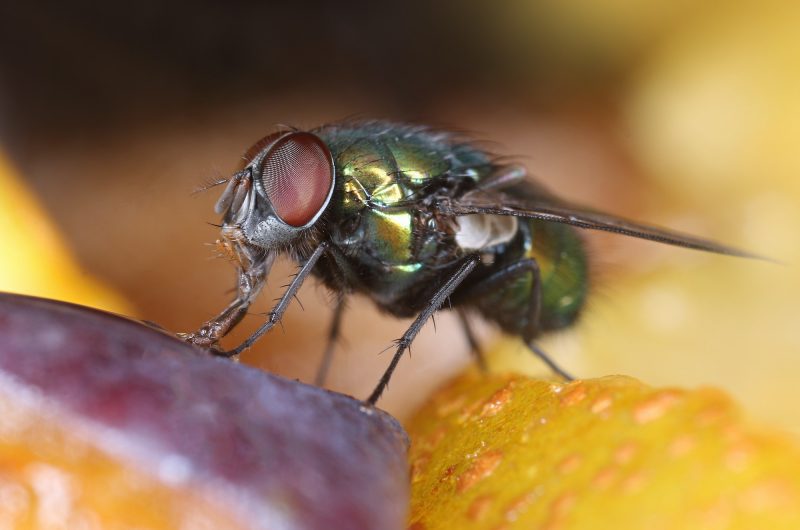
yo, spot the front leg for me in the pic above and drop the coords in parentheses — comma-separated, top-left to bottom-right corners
(224, 241, 330, 357)
(180, 243, 274, 349)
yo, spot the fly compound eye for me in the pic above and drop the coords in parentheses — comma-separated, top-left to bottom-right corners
(260, 132, 334, 228)
(241, 131, 286, 168)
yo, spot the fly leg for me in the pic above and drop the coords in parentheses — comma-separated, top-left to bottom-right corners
(456, 309, 487, 372)
(452, 258, 574, 380)
(521, 258, 573, 380)
(223, 241, 329, 357)
(314, 295, 345, 386)
(527, 342, 573, 381)
(366, 256, 480, 405)
(180, 243, 273, 350)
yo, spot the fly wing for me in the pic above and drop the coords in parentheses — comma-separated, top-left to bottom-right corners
(439, 188, 768, 260)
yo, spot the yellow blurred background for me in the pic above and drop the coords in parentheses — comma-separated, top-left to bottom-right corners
(1, 1, 797, 434)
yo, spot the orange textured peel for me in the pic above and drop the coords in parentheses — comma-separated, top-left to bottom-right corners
(406, 371, 800, 530)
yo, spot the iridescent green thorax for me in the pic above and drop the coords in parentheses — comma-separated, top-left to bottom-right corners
(313, 124, 495, 307)
(316, 122, 491, 213)
(312, 122, 588, 331)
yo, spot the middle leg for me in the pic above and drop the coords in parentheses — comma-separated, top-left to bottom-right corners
(314, 295, 346, 386)
(452, 257, 574, 380)
(366, 256, 480, 405)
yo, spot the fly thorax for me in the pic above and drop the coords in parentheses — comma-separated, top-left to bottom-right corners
(454, 214, 518, 251)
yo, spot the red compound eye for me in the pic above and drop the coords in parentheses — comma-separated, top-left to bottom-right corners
(241, 131, 286, 168)
(260, 132, 334, 227)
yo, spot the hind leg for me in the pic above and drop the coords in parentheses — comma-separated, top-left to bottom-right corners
(314, 295, 345, 386)
(457, 309, 487, 372)
(453, 258, 573, 380)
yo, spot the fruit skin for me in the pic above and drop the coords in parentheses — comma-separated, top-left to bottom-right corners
(0, 150, 131, 314)
(616, 1, 800, 435)
(0, 293, 410, 530)
(407, 370, 800, 530)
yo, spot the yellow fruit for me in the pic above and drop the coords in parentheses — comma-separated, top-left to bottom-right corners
(627, 2, 800, 204)
(407, 371, 800, 530)
(0, 150, 132, 314)
(583, 0, 800, 437)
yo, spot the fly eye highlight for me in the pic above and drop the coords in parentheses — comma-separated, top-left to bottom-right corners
(260, 132, 334, 228)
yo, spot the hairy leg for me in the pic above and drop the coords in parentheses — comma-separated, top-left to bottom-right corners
(453, 257, 573, 380)
(314, 295, 346, 386)
(223, 241, 329, 357)
(457, 309, 487, 372)
(367, 256, 480, 405)
(180, 243, 273, 348)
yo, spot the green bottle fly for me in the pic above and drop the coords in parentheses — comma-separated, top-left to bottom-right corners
(182, 121, 758, 404)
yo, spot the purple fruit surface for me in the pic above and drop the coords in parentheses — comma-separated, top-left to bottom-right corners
(0, 293, 409, 530)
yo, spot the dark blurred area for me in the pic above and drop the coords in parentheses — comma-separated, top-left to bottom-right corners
(0, 1, 631, 160)
(3, 2, 467, 151)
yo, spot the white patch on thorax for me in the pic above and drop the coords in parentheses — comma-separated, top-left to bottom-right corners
(455, 214, 518, 250)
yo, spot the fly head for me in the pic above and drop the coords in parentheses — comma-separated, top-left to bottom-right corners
(215, 131, 336, 251)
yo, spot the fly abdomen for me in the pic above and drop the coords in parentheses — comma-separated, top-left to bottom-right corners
(455, 218, 588, 342)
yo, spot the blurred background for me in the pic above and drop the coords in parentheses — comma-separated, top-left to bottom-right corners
(1, 1, 798, 432)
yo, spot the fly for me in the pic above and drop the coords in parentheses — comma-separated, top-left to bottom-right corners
(180, 121, 763, 405)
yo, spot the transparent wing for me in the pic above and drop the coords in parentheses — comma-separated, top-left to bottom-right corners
(439, 188, 769, 261)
